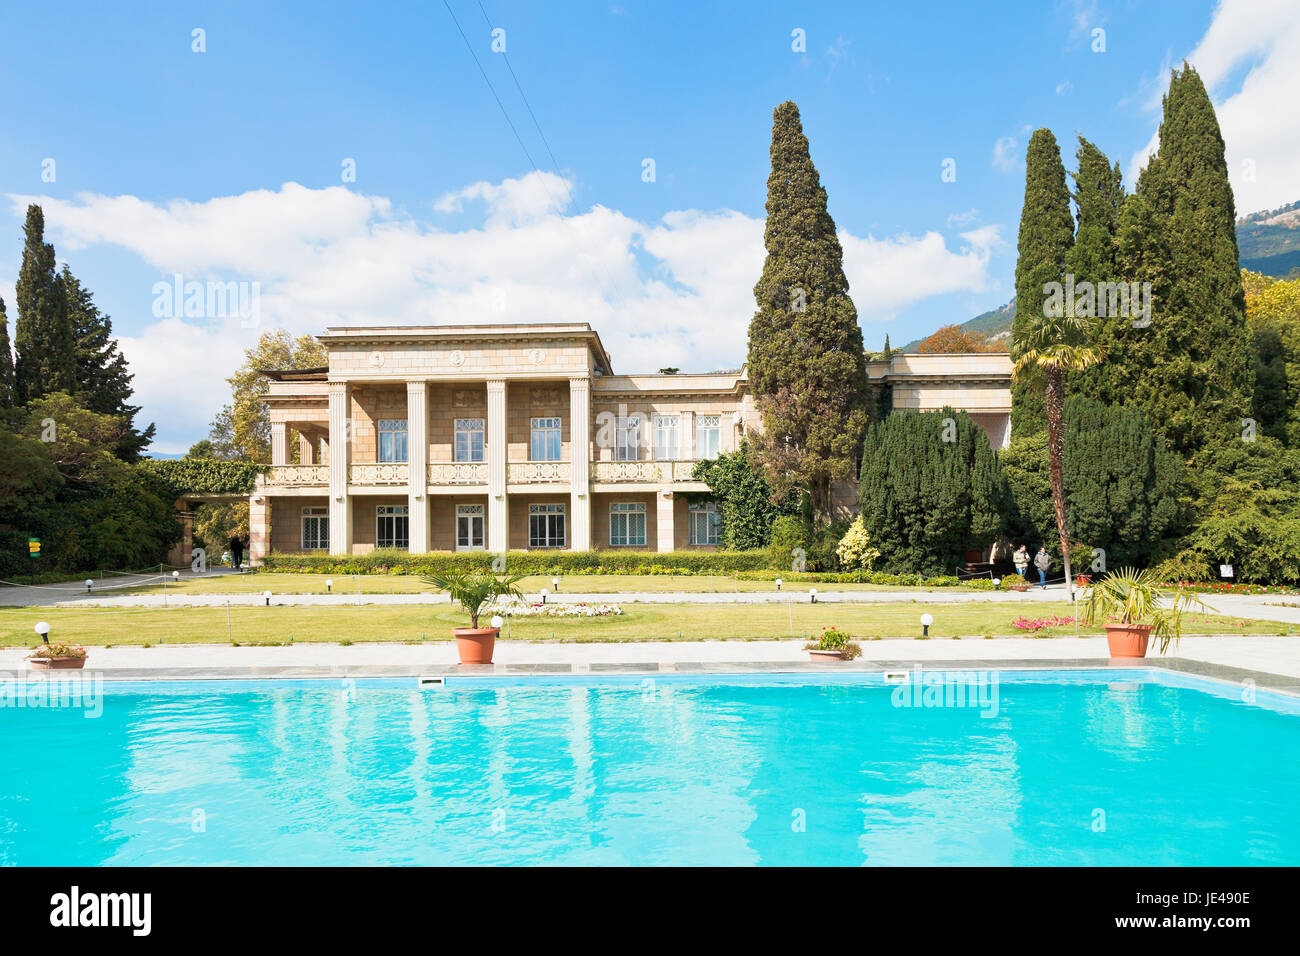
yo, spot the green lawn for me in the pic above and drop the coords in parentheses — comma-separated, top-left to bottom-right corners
(0, 602, 1284, 647)
(115, 571, 978, 596)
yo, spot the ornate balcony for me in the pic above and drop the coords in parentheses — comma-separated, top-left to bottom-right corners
(428, 462, 489, 485)
(265, 464, 328, 487)
(348, 463, 409, 485)
(590, 460, 703, 483)
(507, 461, 570, 483)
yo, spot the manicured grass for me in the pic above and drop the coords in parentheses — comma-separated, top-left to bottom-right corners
(0, 602, 1283, 647)
(113, 571, 977, 596)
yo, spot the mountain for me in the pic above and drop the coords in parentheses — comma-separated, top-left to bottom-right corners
(900, 202, 1300, 350)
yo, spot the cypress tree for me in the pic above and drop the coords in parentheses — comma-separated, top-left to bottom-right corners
(0, 297, 14, 409)
(60, 266, 155, 459)
(748, 101, 869, 518)
(1127, 63, 1253, 456)
(859, 408, 1009, 574)
(14, 204, 75, 403)
(1010, 130, 1075, 437)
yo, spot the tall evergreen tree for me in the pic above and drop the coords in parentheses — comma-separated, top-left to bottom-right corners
(1010, 130, 1076, 437)
(13, 204, 75, 404)
(59, 266, 155, 459)
(748, 101, 869, 519)
(1011, 129, 1104, 588)
(0, 297, 14, 409)
(1125, 63, 1253, 456)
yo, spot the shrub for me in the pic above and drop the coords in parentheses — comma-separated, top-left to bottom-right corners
(260, 549, 772, 576)
(1000, 573, 1028, 589)
(767, 516, 808, 571)
(835, 517, 880, 571)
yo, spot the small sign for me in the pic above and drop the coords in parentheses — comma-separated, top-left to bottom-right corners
(1219, 564, 1234, 578)
(28, 538, 40, 558)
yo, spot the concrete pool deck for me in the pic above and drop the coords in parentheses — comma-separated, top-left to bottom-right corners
(3, 635, 1298, 694)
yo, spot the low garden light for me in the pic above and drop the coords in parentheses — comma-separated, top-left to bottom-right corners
(263, 590, 272, 607)
(540, 587, 549, 605)
(920, 613, 934, 637)
(173, 570, 180, 580)
(85, 579, 93, 593)
(490, 615, 504, 630)
(35, 621, 50, 644)
(551, 576, 560, 592)
(775, 578, 783, 591)
(992, 578, 1001, 588)
(810, 588, 817, 604)
(326, 579, 333, 593)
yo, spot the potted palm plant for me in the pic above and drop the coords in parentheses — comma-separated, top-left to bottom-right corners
(423, 569, 527, 664)
(1080, 567, 1211, 658)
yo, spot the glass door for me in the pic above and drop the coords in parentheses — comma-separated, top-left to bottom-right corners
(456, 504, 485, 551)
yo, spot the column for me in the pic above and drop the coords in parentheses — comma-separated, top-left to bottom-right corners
(679, 410, 694, 462)
(656, 490, 675, 553)
(298, 431, 315, 465)
(328, 381, 353, 556)
(249, 495, 269, 565)
(406, 381, 429, 554)
(270, 421, 288, 465)
(569, 377, 591, 551)
(487, 379, 508, 554)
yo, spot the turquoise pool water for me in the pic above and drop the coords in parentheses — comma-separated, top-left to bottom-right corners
(2, 670, 1297, 866)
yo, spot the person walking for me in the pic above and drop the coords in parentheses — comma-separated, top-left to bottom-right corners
(1034, 546, 1051, 589)
(1013, 545, 1029, 579)
(229, 535, 245, 571)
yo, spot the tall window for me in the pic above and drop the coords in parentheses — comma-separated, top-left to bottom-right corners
(454, 418, 485, 462)
(376, 505, 409, 549)
(301, 506, 329, 551)
(456, 503, 485, 551)
(654, 415, 680, 460)
(529, 503, 566, 548)
(688, 500, 721, 546)
(695, 415, 721, 460)
(377, 419, 407, 462)
(609, 501, 647, 546)
(615, 415, 641, 461)
(530, 417, 562, 461)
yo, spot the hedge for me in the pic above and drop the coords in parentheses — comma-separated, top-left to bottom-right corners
(258, 549, 774, 576)
(140, 459, 267, 496)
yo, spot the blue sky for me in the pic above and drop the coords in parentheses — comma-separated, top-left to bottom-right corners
(0, 0, 1293, 453)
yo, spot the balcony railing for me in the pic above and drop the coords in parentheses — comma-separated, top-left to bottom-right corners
(428, 462, 489, 485)
(590, 460, 703, 483)
(265, 464, 328, 486)
(507, 461, 570, 483)
(348, 463, 409, 485)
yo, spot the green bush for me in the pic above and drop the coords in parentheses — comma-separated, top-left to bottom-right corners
(766, 516, 808, 571)
(139, 459, 267, 496)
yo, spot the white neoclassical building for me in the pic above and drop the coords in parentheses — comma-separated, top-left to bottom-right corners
(245, 322, 1010, 560)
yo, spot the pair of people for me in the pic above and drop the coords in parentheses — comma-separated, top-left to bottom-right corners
(228, 536, 246, 571)
(1013, 545, 1053, 588)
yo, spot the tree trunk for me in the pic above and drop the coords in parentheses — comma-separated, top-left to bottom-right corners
(1045, 366, 1073, 590)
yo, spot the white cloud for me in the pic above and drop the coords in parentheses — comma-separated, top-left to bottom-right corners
(11, 174, 1000, 451)
(1127, 0, 1300, 213)
(992, 136, 1019, 172)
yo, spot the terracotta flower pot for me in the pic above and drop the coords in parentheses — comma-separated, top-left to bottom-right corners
(453, 627, 499, 664)
(1104, 623, 1152, 659)
(808, 649, 847, 662)
(29, 657, 86, 670)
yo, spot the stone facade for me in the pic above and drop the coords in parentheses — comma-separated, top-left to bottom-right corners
(248, 323, 1011, 560)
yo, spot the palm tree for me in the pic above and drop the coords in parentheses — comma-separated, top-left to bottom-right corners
(1012, 310, 1105, 590)
(422, 569, 527, 629)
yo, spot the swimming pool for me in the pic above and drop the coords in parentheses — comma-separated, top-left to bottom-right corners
(2, 668, 1296, 866)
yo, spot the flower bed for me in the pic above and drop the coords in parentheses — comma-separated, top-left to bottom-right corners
(486, 601, 622, 618)
(1158, 581, 1299, 596)
(1011, 615, 1077, 631)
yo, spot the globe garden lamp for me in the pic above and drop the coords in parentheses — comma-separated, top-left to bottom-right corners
(263, 590, 272, 607)
(85, 579, 93, 594)
(540, 588, 548, 605)
(921, 613, 934, 637)
(810, 588, 817, 604)
(775, 578, 783, 592)
(552, 576, 560, 593)
(326, 579, 333, 593)
(490, 615, 504, 630)
(35, 621, 51, 645)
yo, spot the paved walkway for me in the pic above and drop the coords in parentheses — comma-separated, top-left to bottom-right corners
(3, 635, 1297, 679)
